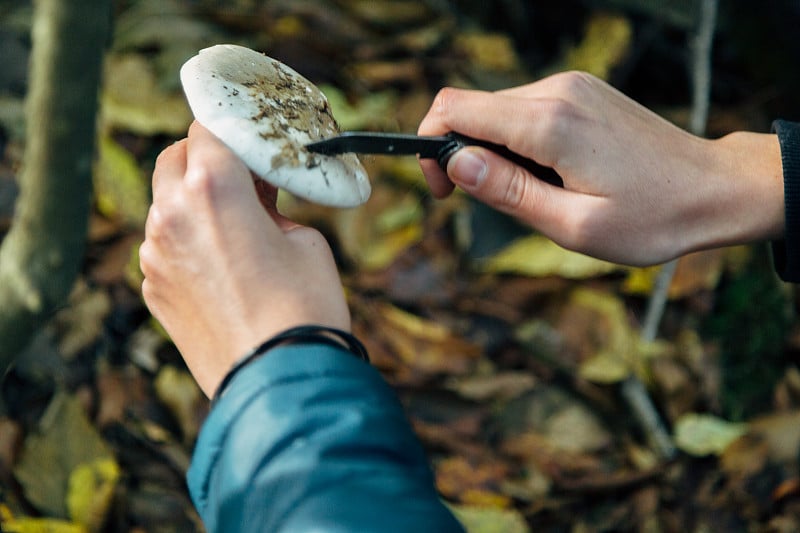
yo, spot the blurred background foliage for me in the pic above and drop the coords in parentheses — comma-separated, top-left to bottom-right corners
(1, 0, 800, 531)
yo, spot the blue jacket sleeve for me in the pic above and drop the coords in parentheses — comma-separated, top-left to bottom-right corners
(187, 343, 465, 533)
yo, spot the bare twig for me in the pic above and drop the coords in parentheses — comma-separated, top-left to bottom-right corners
(622, 0, 719, 461)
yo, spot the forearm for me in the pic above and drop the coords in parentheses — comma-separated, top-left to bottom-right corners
(188, 343, 464, 533)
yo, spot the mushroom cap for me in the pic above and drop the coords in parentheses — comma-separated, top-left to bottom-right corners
(179, 44, 370, 207)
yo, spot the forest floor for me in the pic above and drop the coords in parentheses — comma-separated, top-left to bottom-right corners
(2, 1, 800, 531)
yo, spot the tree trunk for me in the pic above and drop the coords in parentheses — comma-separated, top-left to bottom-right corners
(0, 0, 111, 372)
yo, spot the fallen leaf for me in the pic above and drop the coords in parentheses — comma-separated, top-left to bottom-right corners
(623, 249, 726, 298)
(53, 281, 111, 359)
(347, 0, 432, 26)
(564, 13, 632, 80)
(559, 288, 642, 384)
(446, 503, 530, 533)
(544, 403, 612, 454)
(453, 32, 521, 72)
(435, 456, 511, 507)
(0, 514, 87, 533)
(349, 59, 425, 88)
(94, 135, 150, 228)
(319, 84, 398, 131)
(101, 54, 192, 136)
(0, 417, 22, 477)
(335, 184, 424, 270)
(154, 366, 204, 443)
(445, 371, 537, 402)
(14, 393, 115, 519)
(66, 458, 120, 532)
(480, 235, 622, 279)
(747, 410, 800, 464)
(495, 385, 612, 456)
(354, 300, 482, 383)
(89, 232, 145, 286)
(674, 413, 748, 457)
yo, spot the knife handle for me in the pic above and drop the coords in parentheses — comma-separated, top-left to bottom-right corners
(437, 132, 563, 187)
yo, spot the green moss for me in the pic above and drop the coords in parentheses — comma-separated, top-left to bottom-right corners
(703, 247, 792, 421)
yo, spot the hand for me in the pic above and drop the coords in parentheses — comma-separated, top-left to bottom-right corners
(418, 71, 784, 266)
(140, 122, 350, 397)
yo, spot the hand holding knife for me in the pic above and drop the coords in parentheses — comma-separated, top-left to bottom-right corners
(306, 132, 563, 187)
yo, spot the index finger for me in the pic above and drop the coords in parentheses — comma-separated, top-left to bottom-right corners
(152, 138, 187, 202)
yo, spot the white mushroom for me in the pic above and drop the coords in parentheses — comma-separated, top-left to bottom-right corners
(179, 44, 370, 207)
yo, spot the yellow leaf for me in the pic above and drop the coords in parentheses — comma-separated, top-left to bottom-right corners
(0, 505, 87, 533)
(55, 282, 112, 359)
(14, 393, 114, 519)
(453, 32, 521, 72)
(623, 249, 727, 298)
(154, 366, 203, 443)
(124, 237, 145, 292)
(0, 517, 87, 533)
(447, 503, 530, 533)
(578, 350, 630, 384)
(94, 136, 150, 228)
(362, 302, 482, 381)
(101, 54, 192, 136)
(480, 235, 622, 279)
(621, 265, 661, 295)
(568, 288, 641, 383)
(66, 458, 120, 532)
(335, 185, 424, 270)
(674, 413, 748, 457)
(319, 84, 397, 132)
(565, 13, 632, 80)
(380, 303, 453, 342)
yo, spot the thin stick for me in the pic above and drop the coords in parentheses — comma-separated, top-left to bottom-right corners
(623, 0, 719, 461)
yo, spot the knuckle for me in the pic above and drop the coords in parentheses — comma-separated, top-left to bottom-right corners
(138, 241, 156, 276)
(183, 165, 216, 197)
(497, 166, 537, 214)
(145, 205, 168, 237)
(559, 211, 595, 254)
(144, 204, 184, 246)
(140, 279, 163, 316)
(431, 87, 463, 120)
(141, 278, 154, 301)
(552, 70, 597, 96)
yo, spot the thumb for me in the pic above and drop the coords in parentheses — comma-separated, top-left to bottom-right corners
(447, 147, 557, 226)
(252, 177, 302, 232)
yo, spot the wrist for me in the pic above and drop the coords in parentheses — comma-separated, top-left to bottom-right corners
(213, 325, 369, 402)
(685, 132, 783, 253)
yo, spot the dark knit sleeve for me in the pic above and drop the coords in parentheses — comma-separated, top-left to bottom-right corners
(771, 120, 800, 282)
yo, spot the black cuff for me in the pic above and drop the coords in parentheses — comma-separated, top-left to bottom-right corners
(213, 325, 369, 403)
(771, 120, 800, 282)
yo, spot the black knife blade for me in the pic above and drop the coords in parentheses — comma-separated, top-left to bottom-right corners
(306, 132, 563, 187)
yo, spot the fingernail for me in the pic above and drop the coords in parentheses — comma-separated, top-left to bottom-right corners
(449, 149, 487, 188)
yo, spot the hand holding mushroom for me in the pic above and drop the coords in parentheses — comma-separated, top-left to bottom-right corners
(139, 122, 351, 398)
(141, 45, 370, 397)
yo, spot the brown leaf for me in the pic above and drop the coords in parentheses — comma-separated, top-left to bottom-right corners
(0, 417, 22, 480)
(435, 456, 512, 507)
(89, 232, 144, 286)
(154, 366, 204, 444)
(354, 300, 482, 384)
